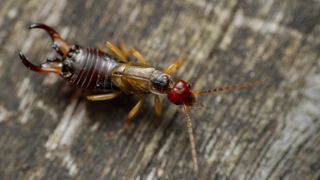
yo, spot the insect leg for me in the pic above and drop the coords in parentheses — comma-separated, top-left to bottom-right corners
(105, 41, 128, 63)
(118, 40, 130, 57)
(131, 48, 147, 65)
(163, 57, 184, 74)
(126, 95, 145, 125)
(119, 41, 147, 65)
(86, 92, 121, 101)
(154, 95, 161, 118)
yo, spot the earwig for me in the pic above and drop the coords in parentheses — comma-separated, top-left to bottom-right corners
(19, 23, 261, 172)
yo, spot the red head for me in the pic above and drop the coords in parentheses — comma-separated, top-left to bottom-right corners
(167, 80, 195, 106)
(165, 79, 261, 172)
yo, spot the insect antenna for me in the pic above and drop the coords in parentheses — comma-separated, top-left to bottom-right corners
(182, 104, 199, 172)
(191, 80, 261, 95)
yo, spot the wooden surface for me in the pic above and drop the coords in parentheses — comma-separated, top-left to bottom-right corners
(0, 0, 319, 179)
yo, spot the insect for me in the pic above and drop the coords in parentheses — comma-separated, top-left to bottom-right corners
(19, 23, 260, 172)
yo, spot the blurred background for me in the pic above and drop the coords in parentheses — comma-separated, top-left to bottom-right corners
(0, 0, 319, 179)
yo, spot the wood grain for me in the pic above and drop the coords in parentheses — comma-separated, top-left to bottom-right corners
(0, 0, 319, 179)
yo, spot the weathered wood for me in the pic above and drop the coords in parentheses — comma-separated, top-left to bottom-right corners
(0, 0, 319, 179)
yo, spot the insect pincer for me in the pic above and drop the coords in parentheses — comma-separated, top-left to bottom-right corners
(28, 23, 70, 56)
(18, 23, 72, 74)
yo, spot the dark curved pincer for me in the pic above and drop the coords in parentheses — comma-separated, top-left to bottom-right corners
(19, 23, 71, 74)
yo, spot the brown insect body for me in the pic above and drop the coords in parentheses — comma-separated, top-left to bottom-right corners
(60, 46, 161, 93)
(62, 47, 118, 90)
(19, 23, 260, 172)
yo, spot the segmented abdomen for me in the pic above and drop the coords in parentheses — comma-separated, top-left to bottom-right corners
(66, 48, 118, 90)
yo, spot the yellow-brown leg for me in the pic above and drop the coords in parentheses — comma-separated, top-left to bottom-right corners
(105, 41, 128, 63)
(119, 40, 131, 57)
(86, 92, 121, 101)
(119, 41, 148, 65)
(163, 58, 184, 74)
(154, 95, 161, 118)
(125, 95, 145, 125)
(131, 48, 147, 64)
